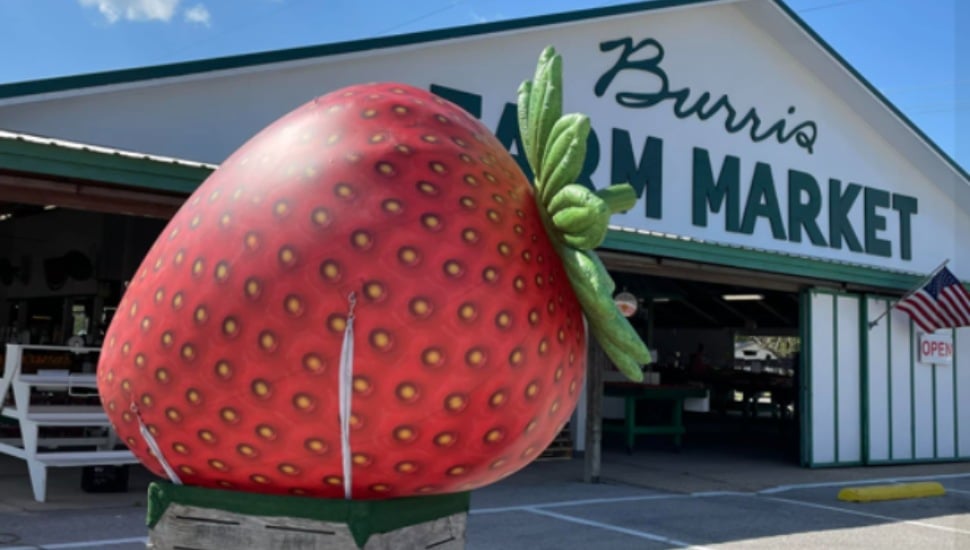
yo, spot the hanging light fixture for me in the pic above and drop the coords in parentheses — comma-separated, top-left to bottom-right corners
(614, 289, 638, 317)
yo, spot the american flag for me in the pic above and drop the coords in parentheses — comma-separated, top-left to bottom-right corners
(895, 266, 970, 333)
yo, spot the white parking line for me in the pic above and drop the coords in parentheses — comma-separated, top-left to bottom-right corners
(474, 477, 967, 516)
(946, 487, 970, 495)
(473, 490, 760, 515)
(526, 507, 712, 549)
(1, 536, 148, 549)
(472, 492, 691, 515)
(690, 491, 752, 498)
(764, 496, 970, 536)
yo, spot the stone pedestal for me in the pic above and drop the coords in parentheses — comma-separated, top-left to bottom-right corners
(146, 482, 470, 550)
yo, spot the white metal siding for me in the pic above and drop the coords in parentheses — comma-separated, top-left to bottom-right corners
(808, 291, 863, 465)
(836, 295, 862, 463)
(864, 296, 967, 463)
(913, 350, 935, 459)
(809, 292, 836, 464)
(889, 309, 914, 460)
(957, 329, 970, 457)
(866, 298, 891, 461)
(935, 362, 956, 458)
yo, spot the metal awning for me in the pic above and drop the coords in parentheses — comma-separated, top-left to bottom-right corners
(0, 130, 214, 218)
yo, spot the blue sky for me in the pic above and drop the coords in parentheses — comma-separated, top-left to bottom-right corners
(1, 0, 966, 171)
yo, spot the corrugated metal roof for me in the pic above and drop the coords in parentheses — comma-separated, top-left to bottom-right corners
(0, 130, 216, 171)
(605, 224, 930, 291)
(0, 129, 215, 195)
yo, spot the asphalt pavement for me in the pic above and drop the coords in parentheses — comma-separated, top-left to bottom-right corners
(1, 444, 969, 549)
(468, 465, 970, 549)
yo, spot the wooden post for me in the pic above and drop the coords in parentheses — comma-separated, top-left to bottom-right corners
(583, 341, 605, 484)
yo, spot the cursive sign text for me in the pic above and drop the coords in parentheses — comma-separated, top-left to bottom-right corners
(595, 37, 818, 154)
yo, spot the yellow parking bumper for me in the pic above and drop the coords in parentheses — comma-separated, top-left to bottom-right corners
(837, 482, 946, 502)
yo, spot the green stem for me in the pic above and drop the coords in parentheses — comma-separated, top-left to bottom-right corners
(518, 47, 651, 383)
(596, 184, 637, 214)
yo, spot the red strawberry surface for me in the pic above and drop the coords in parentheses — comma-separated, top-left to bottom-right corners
(97, 82, 587, 499)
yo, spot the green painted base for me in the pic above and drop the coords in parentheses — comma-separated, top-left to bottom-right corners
(146, 482, 471, 548)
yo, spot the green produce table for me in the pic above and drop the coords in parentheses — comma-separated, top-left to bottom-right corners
(603, 382, 708, 452)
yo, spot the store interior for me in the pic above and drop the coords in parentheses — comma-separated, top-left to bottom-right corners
(0, 203, 166, 349)
(605, 267, 803, 462)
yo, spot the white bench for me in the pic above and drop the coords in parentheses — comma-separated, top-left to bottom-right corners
(0, 344, 138, 502)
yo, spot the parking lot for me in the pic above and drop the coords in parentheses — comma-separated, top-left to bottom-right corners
(468, 471, 970, 549)
(1, 446, 969, 549)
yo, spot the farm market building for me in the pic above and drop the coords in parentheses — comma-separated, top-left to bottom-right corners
(0, 0, 968, 468)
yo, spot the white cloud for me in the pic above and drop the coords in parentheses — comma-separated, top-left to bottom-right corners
(79, 0, 181, 23)
(184, 4, 211, 26)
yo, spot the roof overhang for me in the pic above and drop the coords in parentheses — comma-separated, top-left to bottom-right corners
(0, 130, 214, 218)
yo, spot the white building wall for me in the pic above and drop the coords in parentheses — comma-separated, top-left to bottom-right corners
(956, 328, 970, 457)
(808, 291, 836, 464)
(835, 295, 862, 463)
(913, 343, 936, 459)
(935, 362, 957, 458)
(800, 291, 970, 465)
(808, 291, 863, 465)
(863, 296, 967, 464)
(888, 310, 915, 460)
(866, 298, 891, 461)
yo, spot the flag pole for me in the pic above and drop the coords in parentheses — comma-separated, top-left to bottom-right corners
(867, 258, 950, 330)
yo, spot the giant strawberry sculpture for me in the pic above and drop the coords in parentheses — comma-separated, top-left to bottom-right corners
(97, 48, 650, 500)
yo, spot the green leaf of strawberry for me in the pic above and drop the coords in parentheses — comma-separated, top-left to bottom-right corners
(518, 46, 651, 382)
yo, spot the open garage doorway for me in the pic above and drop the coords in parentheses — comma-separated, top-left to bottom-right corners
(0, 200, 169, 348)
(602, 258, 804, 464)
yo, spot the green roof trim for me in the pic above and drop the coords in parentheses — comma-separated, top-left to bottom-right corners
(0, 132, 214, 194)
(0, 0, 715, 102)
(602, 229, 926, 292)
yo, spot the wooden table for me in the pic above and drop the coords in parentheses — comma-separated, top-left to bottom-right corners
(603, 383, 708, 452)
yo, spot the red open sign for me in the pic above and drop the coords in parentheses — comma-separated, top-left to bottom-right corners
(918, 333, 953, 365)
